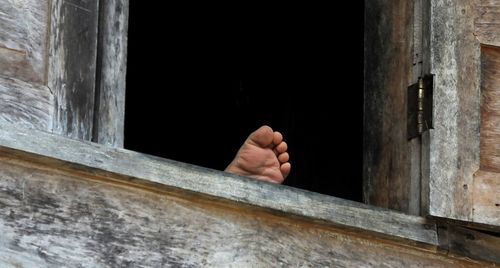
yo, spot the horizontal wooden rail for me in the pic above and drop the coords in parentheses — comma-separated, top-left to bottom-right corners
(0, 121, 497, 266)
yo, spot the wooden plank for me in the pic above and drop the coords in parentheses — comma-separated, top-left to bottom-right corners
(472, 171, 500, 225)
(475, 79, 499, 229)
(474, 0, 500, 47)
(429, 0, 500, 227)
(0, 0, 49, 83)
(0, 77, 53, 130)
(428, 0, 481, 222)
(480, 45, 500, 172)
(48, 0, 99, 141)
(437, 223, 500, 264)
(363, 0, 417, 213)
(0, 157, 490, 267)
(0, 120, 438, 245)
(92, 0, 129, 147)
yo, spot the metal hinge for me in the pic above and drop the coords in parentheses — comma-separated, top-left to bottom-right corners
(407, 74, 434, 140)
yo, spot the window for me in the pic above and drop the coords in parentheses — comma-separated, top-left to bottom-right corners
(124, 2, 365, 201)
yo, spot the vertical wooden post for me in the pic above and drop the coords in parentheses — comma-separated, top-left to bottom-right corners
(93, 0, 129, 147)
(49, 0, 100, 140)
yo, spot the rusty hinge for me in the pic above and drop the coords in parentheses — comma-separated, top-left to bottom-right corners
(407, 74, 434, 140)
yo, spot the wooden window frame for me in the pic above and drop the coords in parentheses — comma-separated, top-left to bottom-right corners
(1, 0, 499, 264)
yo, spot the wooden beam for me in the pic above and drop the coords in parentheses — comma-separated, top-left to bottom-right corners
(0, 121, 437, 245)
(93, 0, 129, 147)
(427, 0, 481, 222)
(0, 77, 53, 130)
(0, 122, 495, 266)
(437, 223, 500, 264)
(427, 0, 500, 227)
(49, 0, 100, 140)
(0, 156, 489, 267)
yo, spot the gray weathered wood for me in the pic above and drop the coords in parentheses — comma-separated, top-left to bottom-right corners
(0, 120, 438, 245)
(363, 0, 419, 214)
(427, 0, 500, 226)
(0, 156, 489, 267)
(49, 0, 99, 141)
(0, 0, 49, 83)
(0, 77, 53, 130)
(92, 0, 128, 147)
(428, 0, 480, 221)
(0, 121, 494, 267)
(0, 0, 54, 132)
(0, 0, 128, 144)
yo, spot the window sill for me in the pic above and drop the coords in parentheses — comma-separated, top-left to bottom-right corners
(0, 120, 438, 245)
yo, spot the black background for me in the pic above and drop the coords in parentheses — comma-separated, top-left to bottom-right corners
(125, 3, 365, 202)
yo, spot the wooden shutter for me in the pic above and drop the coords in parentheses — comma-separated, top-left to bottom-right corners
(364, 0, 424, 215)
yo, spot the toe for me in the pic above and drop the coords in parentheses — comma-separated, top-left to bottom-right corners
(280, 162, 291, 179)
(249, 125, 274, 147)
(275, 142, 287, 154)
(272, 131, 283, 146)
(278, 152, 289, 163)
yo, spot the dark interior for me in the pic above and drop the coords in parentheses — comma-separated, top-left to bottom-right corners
(124, 3, 365, 202)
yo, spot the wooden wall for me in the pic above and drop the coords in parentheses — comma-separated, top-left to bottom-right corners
(0, 0, 127, 147)
(0, 157, 483, 267)
(427, 0, 500, 226)
(0, 122, 497, 266)
(0, 0, 53, 130)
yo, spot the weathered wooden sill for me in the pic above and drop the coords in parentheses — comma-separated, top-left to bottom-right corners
(0, 122, 436, 242)
(0, 121, 496, 266)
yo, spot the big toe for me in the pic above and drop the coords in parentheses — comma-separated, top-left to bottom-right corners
(248, 125, 274, 147)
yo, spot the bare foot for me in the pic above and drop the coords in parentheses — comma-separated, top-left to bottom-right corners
(225, 125, 291, 184)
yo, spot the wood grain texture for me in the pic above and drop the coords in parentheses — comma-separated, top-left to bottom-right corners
(0, 0, 126, 143)
(363, 0, 417, 213)
(428, 0, 481, 222)
(474, 0, 500, 47)
(0, 120, 439, 245)
(480, 45, 500, 172)
(437, 223, 500, 264)
(0, 77, 53, 130)
(472, 171, 500, 225)
(92, 0, 128, 147)
(48, 0, 99, 141)
(0, 0, 49, 83)
(0, 157, 489, 267)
